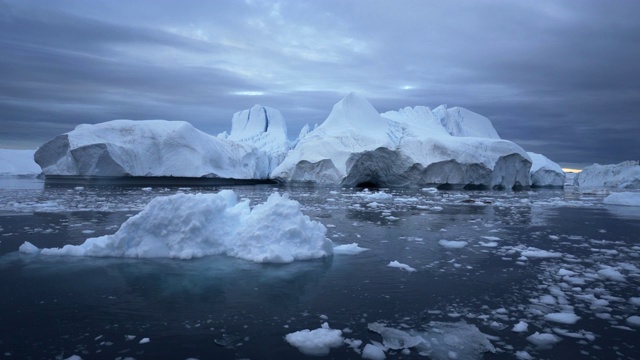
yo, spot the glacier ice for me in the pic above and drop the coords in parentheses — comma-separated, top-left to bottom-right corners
(20, 190, 333, 263)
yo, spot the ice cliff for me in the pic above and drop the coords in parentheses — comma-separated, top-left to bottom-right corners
(573, 161, 640, 189)
(271, 93, 532, 189)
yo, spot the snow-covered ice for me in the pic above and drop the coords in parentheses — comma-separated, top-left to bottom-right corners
(511, 321, 529, 332)
(20, 190, 333, 263)
(362, 343, 386, 360)
(285, 322, 344, 356)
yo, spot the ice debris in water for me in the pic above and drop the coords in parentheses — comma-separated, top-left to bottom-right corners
(367, 321, 495, 360)
(333, 243, 370, 255)
(387, 260, 417, 272)
(285, 322, 344, 356)
(367, 323, 423, 350)
(20, 190, 333, 263)
(438, 240, 468, 249)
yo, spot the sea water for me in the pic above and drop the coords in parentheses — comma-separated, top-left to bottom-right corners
(0, 178, 639, 359)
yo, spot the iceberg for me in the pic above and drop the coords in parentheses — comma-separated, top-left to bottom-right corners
(527, 152, 565, 188)
(0, 149, 41, 177)
(603, 192, 640, 207)
(271, 93, 531, 189)
(34, 120, 271, 179)
(20, 190, 333, 263)
(573, 161, 640, 189)
(218, 104, 290, 171)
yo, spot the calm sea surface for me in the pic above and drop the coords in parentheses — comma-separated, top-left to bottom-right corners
(0, 178, 639, 359)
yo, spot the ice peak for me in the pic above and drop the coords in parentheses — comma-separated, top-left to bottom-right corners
(317, 92, 388, 137)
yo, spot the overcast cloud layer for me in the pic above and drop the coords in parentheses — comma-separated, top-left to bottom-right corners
(1, 0, 639, 166)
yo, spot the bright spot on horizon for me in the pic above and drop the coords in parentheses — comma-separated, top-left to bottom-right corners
(234, 91, 264, 96)
(562, 168, 582, 173)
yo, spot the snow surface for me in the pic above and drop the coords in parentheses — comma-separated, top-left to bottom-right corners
(271, 92, 532, 188)
(20, 190, 333, 263)
(0, 149, 40, 176)
(603, 192, 640, 207)
(35, 120, 270, 178)
(285, 322, 344, 356)
(527, 152, 565, 187)
(573, 161, 640, 189)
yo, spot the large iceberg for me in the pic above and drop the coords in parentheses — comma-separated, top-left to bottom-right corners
(35, 120, 270, 179)
(218, 105, 290, 171)
(20, 190, 333, 263)
(527, 152, 565, 188)
(573, 161, 640, 189)
(271, 93, 531, 189)
(0, 149, 41, 177)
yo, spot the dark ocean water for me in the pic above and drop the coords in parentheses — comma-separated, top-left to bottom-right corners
(0, 178, 639, 359)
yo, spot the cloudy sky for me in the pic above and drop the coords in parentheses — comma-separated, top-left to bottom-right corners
(1, 0, 639, 167)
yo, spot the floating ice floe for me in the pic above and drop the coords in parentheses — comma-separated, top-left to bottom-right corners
(543, 312, 581, 325)
(20, 190, 333, 263)
(438, 240, 469, 249)
(333, 243, 370, 255)
(285, 322, 344, 356)
(387, 260, 417, 272)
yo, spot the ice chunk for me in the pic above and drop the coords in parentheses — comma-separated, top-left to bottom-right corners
(511, 321, 529, 333)
(414, 321, 496, 360)
(526, 332, 562, 349)
(544, 312, 581, 325)
(285, 323, 344, 356)
(333, 243, 370, 255)
(367, 322, 423, 350)
(388, 261, 417, 272)
(520, 249, 562, 258)
(362, 343, 386, 360)
(438, 240, 468, 249)
(604, 192, 640, 207)
(627, 316, 640, 327)
(21, 190, 332, 263)
(597, 267, 626, 282)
